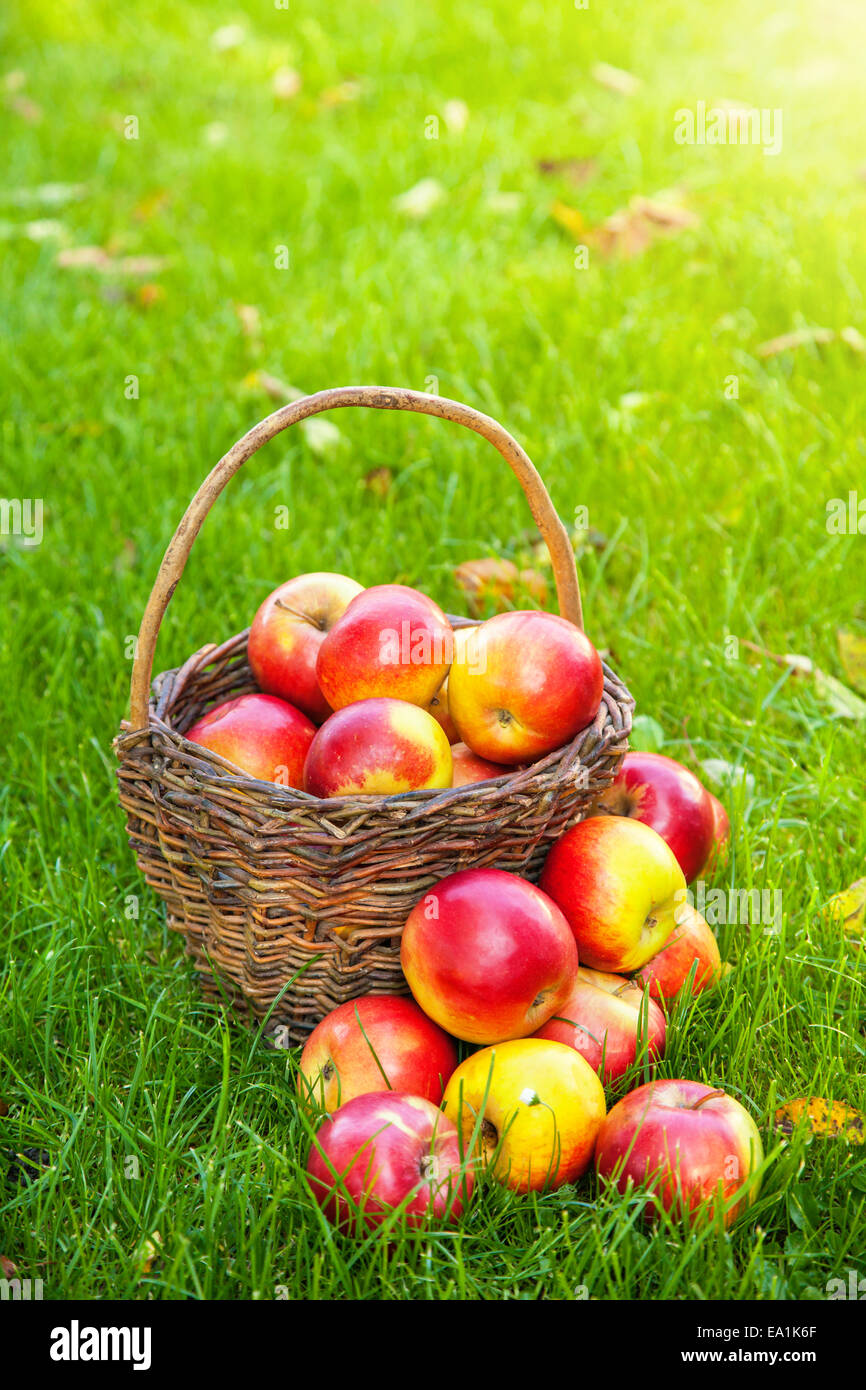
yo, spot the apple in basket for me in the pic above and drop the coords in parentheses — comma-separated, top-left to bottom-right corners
(400, 867, 578, 1044)
(539, 816, 687, 973)
(426, 676, 458, 743)
(595, 1080, 764, 1225)
(530, 966, 666, 1083)
(447, 610, 604, 764)
(306, 1092, 472, 1234)
(316, 583, 454, 711)
(247, 572, 364, 723)
(303, 697, 452, 797)
(442, 1038, 606, 1193)
(633, 903, 722, 1005)
(184, 692, 315, 787)
(596, 751, 716, 884)
(450, 742, 510, 787)
(297, 994, 458, 1110)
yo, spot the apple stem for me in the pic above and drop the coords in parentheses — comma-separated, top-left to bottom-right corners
(274, 598, 324, 629)
(690, 1089, 727, 1111)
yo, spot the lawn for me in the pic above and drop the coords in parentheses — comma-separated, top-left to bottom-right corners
(1, 0, 865, 1301)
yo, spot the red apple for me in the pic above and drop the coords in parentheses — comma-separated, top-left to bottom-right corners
(316, 583, 454, 711)
(450, 741, 510, 787)
(426, 677, 459, 743)
(539, 816, 686, 973)
(595, 1079, 764, 1225)
(247, 572, 363, 723)
(633, 903, 722, 1004)
(530, 966, 666, 1083)
(446, 610, 604, 764)
(184, 692, 315, 786)
(596, 752, 715, 884)
(297, 994, 458, 1110)
(400, 868, 578, 1044)
(703, 793, 731, 875)
(303, 697, 452, 797)
(305, 1092, 472, 1234)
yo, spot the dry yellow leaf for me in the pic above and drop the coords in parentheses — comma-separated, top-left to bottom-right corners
(775, 1098, 864, 1144)
(823, 879, 866, 937)
(550, 200, 585, 238)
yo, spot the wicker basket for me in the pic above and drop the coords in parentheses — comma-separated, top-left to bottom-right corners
(115, 386, 634, 1041)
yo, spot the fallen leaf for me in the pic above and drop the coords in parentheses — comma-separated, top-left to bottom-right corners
(756, 326, 836, 358)
(485, 191, 522, 214)
(301, 416, 344, 458)
(537, 157, 596, 187)
(775, 1098, 864, 1144)
(4, 182, 88, 208)
(56, 246, 170, 276)
(591, 61, 641, 95)
(320, 80, 362, 107)
(363, 466, 393, 497)
(443, 99, 469, 133)
(550, 199, 585, 238)
(137, 1230, 162, 1274)
(235, 303, 262, 339)
(822, 879, 866, 937)
(0, 1100, 8, 1117)
(135, 283, 164, 308)
(0, 1255, 17, 1279)
(273, 67, 302, 100)
(700, 758, 756, 798)
(741, 640, 866, 720)
(719, 962, 735, 980)
(629, 714, 665, 753)
(837, 629, 866, 694)
(840, 325, 866, 353)
(211, 24, 246, 51)
(0, 218, 66, 242)
(585, 192, 697, 259)
(2, 71, 27, 93)
(454, 558, 547, 616)
(394, 178, 446, 219)
(8, 95, 42, 122)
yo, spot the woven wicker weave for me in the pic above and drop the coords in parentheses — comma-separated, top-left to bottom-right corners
(115, 387, 634, 1041)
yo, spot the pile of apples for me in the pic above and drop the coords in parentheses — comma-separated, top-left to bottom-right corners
(300, 751, 765, 1236)
(183, 571, 604, 794)
(181, 568, 763, 1232)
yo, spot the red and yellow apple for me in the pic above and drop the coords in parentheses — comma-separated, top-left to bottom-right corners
(247, 571, 363, 723)
(539, 816, 686, 972)
(595, 1079, 764, 1225)
(306, 1092, 472, 1233)
(426, 678, 458, 743)
(316, 583, 454, 711)
(447, 610, 604, 765)
(633, 903, 722, 1004)
(704, 792, 731, 875)
(184, 692, 315, 787)
(303, 697, 452, 797)
(531, 966, 666, 1083)
(297, 994, 457, 1110)
(596, 751, 716, 884)
(442, 1038, 606, 1192)
(401, 868, 578, 1044)
(450, 742, 510, 787)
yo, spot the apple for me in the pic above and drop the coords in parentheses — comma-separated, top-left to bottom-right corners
(446, 610, 604, 765)
(539, 816, 687, 973)
(441, 1038, 606, 1192)
(303, 697, 453, 798)
(704, 792, 731, 875)
(401, 867, 578, 1044)
(184, 692, 315, 786)
(316, 583, 454, 711)
(306, 1092, 472, 1234)
(595, 1079, 764, 1225)
(530, 966, 666, 1083)
(450, 742, 510, 787)
(596, 752, 716, 885)
(297, 994, 458, 1110)
(247, 572, 363, 723)
(426, 677, 458, 743)
(633, 903, 722, 1004)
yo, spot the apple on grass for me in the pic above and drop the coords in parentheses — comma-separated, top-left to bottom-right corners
(400, 868, 578, 1044)
(442, 1038, 606, 1193)
(596, 751, 716, 884)
(450, 742, 510, 787)
(184, 692, 315, 787)
(303, 698, 452, 798)
(633, 903, 722, 1004)
(531, 966, 666, 1083)
(446, 610, 604, 765)
(305, 1092, 472, 1234)
(539, 815, 687, 973)
(704, 792, 731, 875)
(247, 571, 363, 723)
(595, 1079, 764, 1225)
(316, 583, 454, 711)
(297, 994, 458, 1110)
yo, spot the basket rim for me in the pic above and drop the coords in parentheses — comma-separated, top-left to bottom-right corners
(115, 628, 635, 820)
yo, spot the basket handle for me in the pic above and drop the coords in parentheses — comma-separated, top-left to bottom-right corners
(128, 385, 584, 731)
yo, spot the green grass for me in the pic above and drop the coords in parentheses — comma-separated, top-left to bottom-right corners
(1, 0, 865, 1300)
